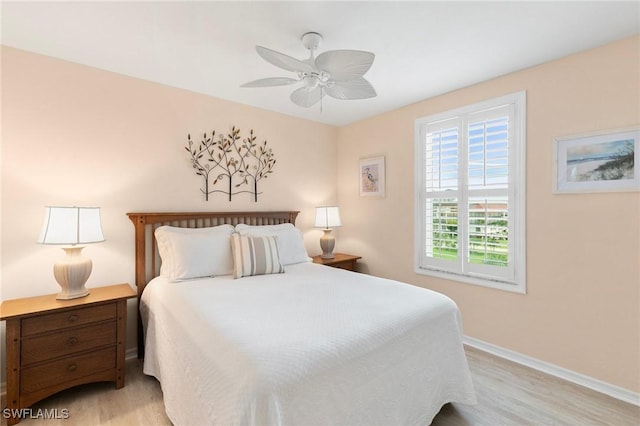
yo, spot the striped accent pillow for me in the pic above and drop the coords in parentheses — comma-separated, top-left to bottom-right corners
(230, 234, 284, 279)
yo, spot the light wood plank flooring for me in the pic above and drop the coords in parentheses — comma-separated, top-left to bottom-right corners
(3, 346, 638, 425)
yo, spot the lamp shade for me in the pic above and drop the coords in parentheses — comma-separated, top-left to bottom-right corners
(314, 206, 341, 229)
(38, 206, 105, 245)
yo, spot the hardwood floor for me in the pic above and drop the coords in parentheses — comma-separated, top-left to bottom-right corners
(433, 347, 639, 425)
(2, 346, 638, 425)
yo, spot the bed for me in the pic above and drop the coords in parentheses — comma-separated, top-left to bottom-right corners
(128, 211, 476, 425)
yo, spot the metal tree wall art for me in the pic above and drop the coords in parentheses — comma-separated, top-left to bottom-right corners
(185, 126, 276, 201)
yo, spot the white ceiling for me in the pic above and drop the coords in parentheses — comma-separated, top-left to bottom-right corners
(2, 1, 639, 127)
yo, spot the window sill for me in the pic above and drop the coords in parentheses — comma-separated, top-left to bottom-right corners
(415, 266, 526, 294)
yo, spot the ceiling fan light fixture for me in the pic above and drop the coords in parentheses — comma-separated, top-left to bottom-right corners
(302, 75, 318, 88)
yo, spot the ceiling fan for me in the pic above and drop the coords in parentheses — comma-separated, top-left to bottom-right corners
(241, 32, 377, 108)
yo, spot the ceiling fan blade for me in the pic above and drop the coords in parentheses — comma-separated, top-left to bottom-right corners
(315, 50, 375, 81)
(241, 77, 299, 88)
(325, 78, 377, 100)
(290, 86, 325, 108)
(256, 46, 314, 73)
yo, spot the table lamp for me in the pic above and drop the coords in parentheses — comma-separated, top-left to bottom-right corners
(314, 206, 341, 259)
(37, 206, 105, 299)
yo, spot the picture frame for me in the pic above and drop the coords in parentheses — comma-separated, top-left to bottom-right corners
(359, 155, 385, 197)
(553, 127, 639, 193)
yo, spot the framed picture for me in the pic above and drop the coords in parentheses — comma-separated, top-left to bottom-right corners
(359, 156, 385, 197)
(553, 127, 639, 193)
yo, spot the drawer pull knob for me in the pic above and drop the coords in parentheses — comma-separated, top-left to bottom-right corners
(67, 363, 77, 372)
(68, 315, 78, 323)
(68, 337, 78, 345)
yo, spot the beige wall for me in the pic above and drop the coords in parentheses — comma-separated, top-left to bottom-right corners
(336, 36, 640, 393)
(0, 47, 338, 368)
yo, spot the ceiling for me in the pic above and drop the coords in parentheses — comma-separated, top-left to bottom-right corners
(2, 1, 639, 127)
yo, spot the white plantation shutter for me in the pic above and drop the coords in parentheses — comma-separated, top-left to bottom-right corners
(467, 196, 512, 279)
(425, 121, 459, 192)
(425, 197, 458, 264)
(415, 92, 526, 293)
(468, 114, 509, 190)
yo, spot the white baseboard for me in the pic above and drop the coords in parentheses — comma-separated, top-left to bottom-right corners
(464, 335, 640, 407)
(126, 346, 138, 360)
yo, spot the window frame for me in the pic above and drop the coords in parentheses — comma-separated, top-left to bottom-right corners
(414, 91, 526, 293)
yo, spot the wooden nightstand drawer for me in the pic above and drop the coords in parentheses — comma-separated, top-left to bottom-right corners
(331, 261, 355, 271)
(21, 346, 116, 394)
(312, 253, 361, 272)
(22, 303, 117, 336)
(22, 321, 117, 365)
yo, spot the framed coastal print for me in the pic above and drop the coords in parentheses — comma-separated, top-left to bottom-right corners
(359, 156, 385, 197)
(553, 127, 639, 193)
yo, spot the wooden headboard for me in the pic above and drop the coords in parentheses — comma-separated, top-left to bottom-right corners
(127, 211, 299, 357)
(127, 211, 299, 297)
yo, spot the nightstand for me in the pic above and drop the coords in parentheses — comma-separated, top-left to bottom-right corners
(312, 253, 361, 272)
(0, 283, 136, 425)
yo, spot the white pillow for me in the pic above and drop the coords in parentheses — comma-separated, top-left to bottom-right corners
(235, 223, 311, 266)
(155, 224, 235, 281)
(230, 234, 284, 279)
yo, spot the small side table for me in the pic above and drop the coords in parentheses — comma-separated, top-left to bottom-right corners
(1, 283, 136, 425)
(312, 253, 361, 272)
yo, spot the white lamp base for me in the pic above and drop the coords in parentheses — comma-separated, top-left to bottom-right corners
(320, 229, 336, 259)
(53, 246, 92, 300)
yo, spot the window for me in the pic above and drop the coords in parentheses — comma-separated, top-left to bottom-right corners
(414, 91, 526, 293)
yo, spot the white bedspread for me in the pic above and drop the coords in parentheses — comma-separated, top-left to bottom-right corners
(140, 262, 476, 426)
